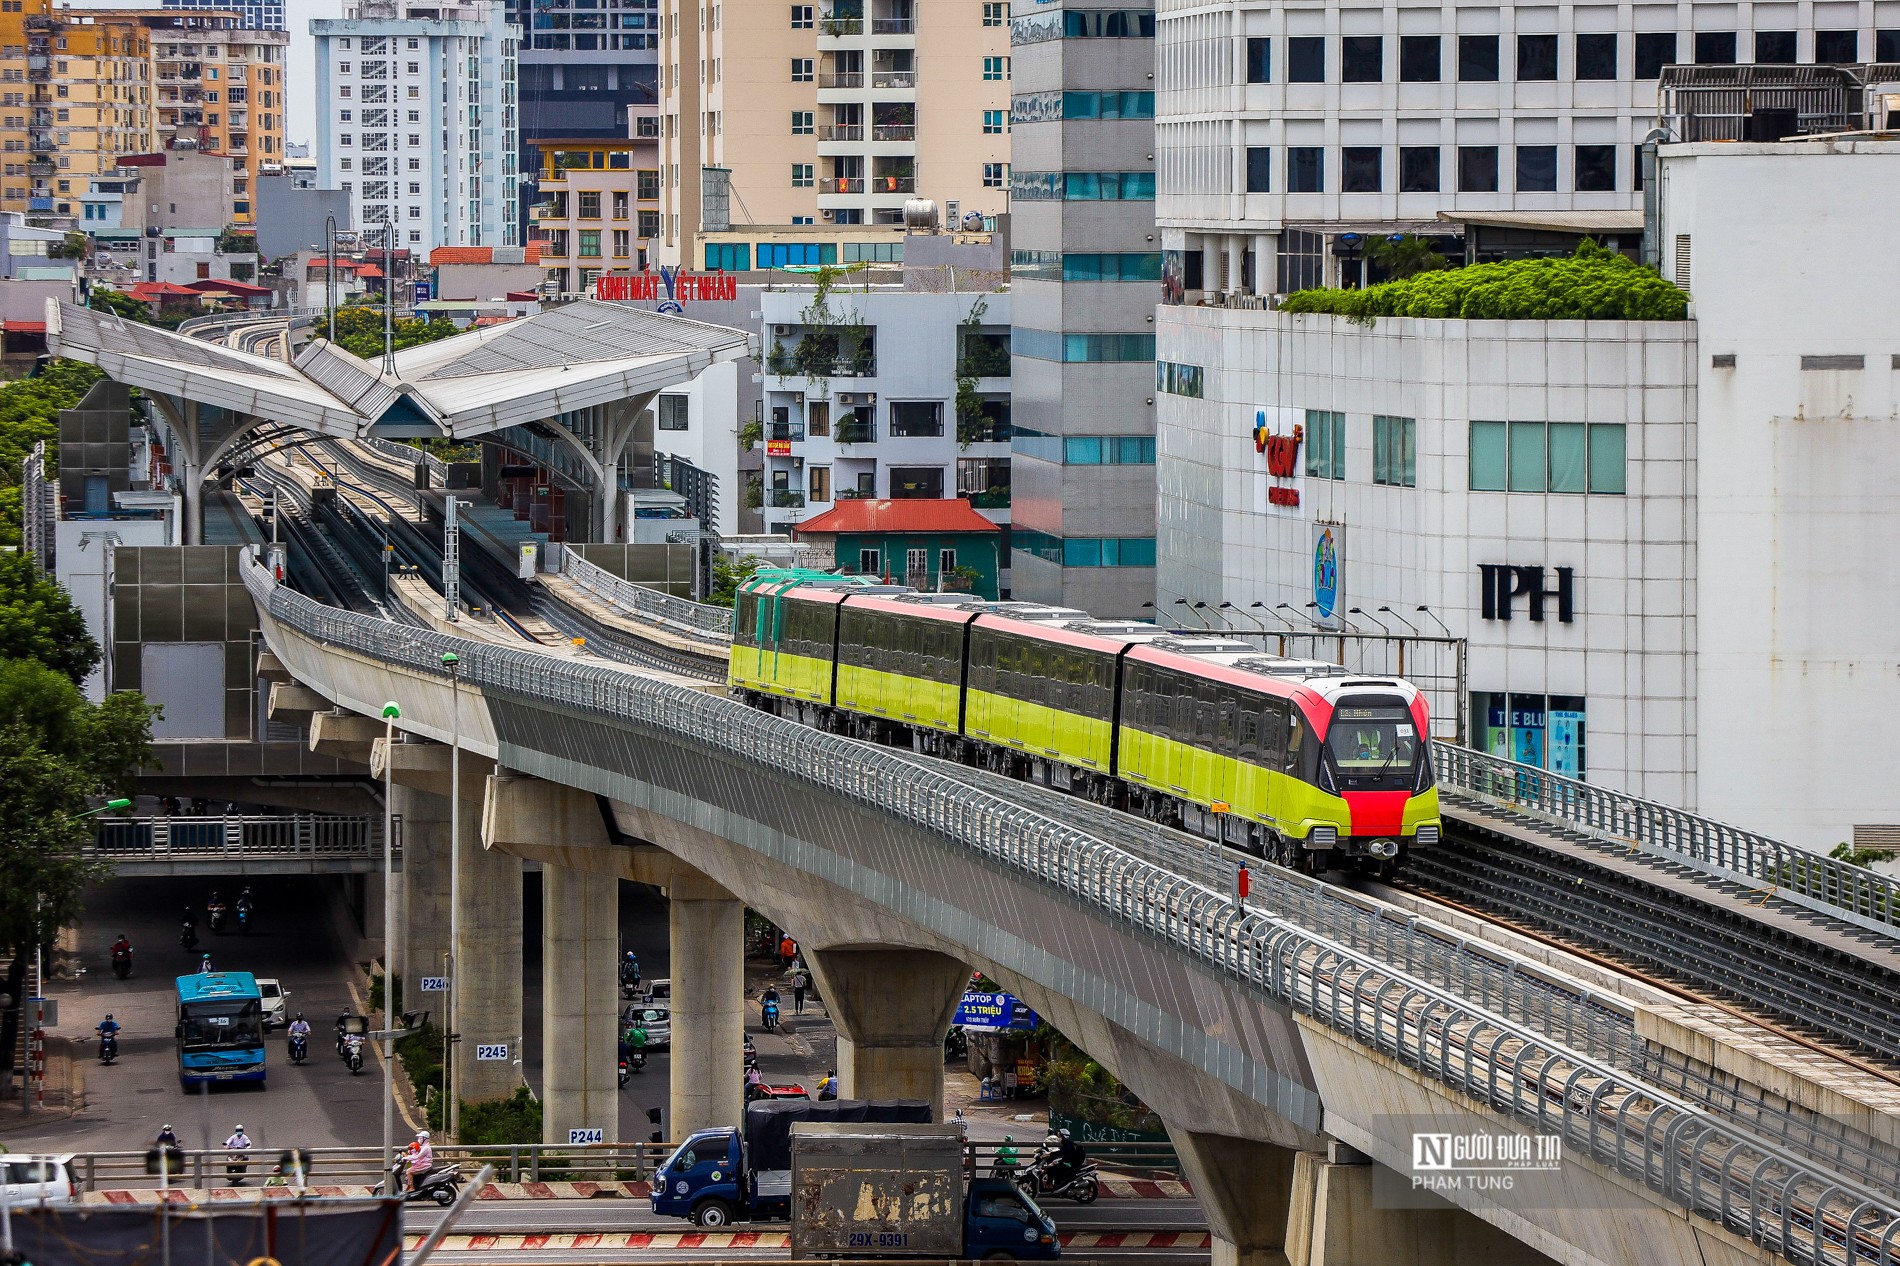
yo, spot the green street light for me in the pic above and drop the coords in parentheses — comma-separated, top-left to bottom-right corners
(382, 701, 401, 719)
(73, 798, 133, 821)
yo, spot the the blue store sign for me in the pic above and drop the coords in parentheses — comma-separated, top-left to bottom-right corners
(955, 991, 1038, 1032)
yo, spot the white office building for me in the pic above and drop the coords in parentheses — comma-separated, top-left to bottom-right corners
(1153, 136, 1900, 852)
(313, 1, 521, 254)
(757, 286, 1013, 562)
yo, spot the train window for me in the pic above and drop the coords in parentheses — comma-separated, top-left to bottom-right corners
(735, 592, 756, 647)
(1217, 699, 1237, 751)
(1238, 709, 1259, 760)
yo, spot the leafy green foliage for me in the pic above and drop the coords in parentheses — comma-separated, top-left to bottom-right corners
(459, 1086, 543, 1145)
(1281, 240, 1688, 323)
(87, 289, 160, 324)
(0, 547, 100, 679)
(1364, 234, 1450, 280)
(0, 360, 109, 548)
(708, 554, 763, 608)
(323, 306, 462, 360)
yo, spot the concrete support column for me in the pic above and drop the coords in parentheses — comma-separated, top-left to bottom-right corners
(360, 871, 387, 960)
(393, 780, 451, 1003)
(1200, 234, 1220, 295)
(669, 875, 745, 1140)
(1169, 1128, 1302, 1266)
(805, 947, 967, 1121)
(542, 864, 619, 1144)
(452, 776, 523, 1108)
(1284, 1149, 1558, 1266)
(1225, 233, 1247, 293)
(1253, 232, 1277, 294)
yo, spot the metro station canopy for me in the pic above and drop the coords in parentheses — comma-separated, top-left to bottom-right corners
(46, 298, 755, 441)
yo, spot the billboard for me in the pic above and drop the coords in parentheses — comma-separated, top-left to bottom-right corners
(954, 990, 1038, 1032)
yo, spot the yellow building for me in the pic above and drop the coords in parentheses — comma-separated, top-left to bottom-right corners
(656, 0, 1010, 269)
(0, 0, 149, 222)
(531, 131, 663, 295)
(101, 8, 289, 226)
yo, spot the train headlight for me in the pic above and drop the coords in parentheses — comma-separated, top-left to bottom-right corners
(1414, 824, 1440, 846)
(1308, 826, 1337, 850)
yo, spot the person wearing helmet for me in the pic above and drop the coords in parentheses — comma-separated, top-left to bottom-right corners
(406, 1129, 434, 1190)
(1051, 1129, 1086, 1190)
(620, 950, 641, 990)
(994, 1134, 1019, 1179)
(224, 1123, 253, 1186)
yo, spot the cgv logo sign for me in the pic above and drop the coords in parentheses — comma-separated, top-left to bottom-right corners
(1478, 565, 1575, 623)
(1255, 411, 1302, 507)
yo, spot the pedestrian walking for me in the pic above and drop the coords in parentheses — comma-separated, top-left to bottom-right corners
(791, 967, 809, 1014)
(779, 936, 796, 970)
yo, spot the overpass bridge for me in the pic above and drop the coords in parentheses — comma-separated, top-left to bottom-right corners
(241, 547, 1900, 1266)
(87, 812, 392, 876)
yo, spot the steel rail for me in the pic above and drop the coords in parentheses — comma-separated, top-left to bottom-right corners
(241, 553, 1900, 1265)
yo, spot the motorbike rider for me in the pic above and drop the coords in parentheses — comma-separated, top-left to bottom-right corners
(224, 1123, 253, 1185)
(995, 1135, 1019, 1175)
(111, 933, 132, 960)
(1042, 1129, 1085, 1191)
(155, 1124, 180, 1149)
(236, 887, 255, 925)
(96, 1013, 121, 1056)
(287, 1012, 311, 1056)
(404, 1130, 434, 1191)
(816, 1069, 838, 1100)
(624, 1019, 649, 1061)
(761, 984, 781, 1027)
(335, 1011, 353, 1055)
(620, 951, 641, 990)
(744, 1064, 765, 1095)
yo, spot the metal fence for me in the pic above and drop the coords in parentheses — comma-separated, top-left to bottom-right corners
(360, 435, 450, 486)
(1432, 742, 1900, 938)
(242, 553, 1900, 1264)
(89, 814, 393, 862)
(560, 548, 733, 642)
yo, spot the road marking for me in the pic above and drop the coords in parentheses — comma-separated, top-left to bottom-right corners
(395, 1231, 1215, 1252)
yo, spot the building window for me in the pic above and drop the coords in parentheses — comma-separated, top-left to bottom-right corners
(613, 228, 631, 256)
(1575, 144, 1615, 191)
(1287, 146, 1323, 192)
(1399, 146, 1439, 192)
(1246, 37, 1270, 83)
(1693, 31, 1736, 63)
(791, 4, 813, 26)
(1814, 30, 1858, 62)
(889, 466, 945, 498)
(1458, 145, 1499, 192)
(613, 191, 630, 218)
(1754, 30, 1797, 63)
(1473, 692, 1588, 776)
(1341, 146, 1381, 192)
(983, 2, 1006, 25)
(1156, 361, 1203, 397)
(889, 402, 944, 438)
(1878, 30, 1900, 61)
(1341, 35, 1381, 81)
(983, 162, 1008, 188)
(792, 163, 814, 187)
(1399, 35, 1439, 81)
(792, 110, 813, 135)
(639, 210, 662, 237)
(984, 109, 1006, 133)
(1516, 33, 1557, 80)
(1372, 416, 1415, 486)
(1468, 421, 1625, 493)
(1244, 146, 1271, 192)
(1634, 32, 1677, 79)
(705, 242, 750, 270)
(1012, 328, 1156, 361)
(983, 56, 1007, 80)
(1458, 34, 1499, 81)
(1575, 32, 1617, 79)
(1304, 410, 1346, 480)
(658, 394, 689, 430)
(791, 57, 813, 81)
(578, 190, 601, 218)
(578, 229, 601, 257)
(638, 169, 660, 199)
(1011, 530, 1156, 568)
(1516, 145, 1557, 192)
(1288, 36, 1324, 82)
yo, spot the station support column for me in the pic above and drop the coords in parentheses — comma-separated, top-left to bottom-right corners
(805, 946, 967, 1121)
(668, 871, 746, 1139)
(542, 862, 620, 1144)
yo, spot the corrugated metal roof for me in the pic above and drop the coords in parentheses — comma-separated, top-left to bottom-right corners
(414, 298, 749, 380)
(55, 302, 298, 378)
(294, 341, 407, 421)
(797, 498, 1001, 536)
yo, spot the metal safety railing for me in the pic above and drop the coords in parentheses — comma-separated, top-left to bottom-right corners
(88, 814, 395, 862)
(1432, 742, 1900, 938)
(560, 548, 733, 642)
(242, 552, 1900, 1265)
(360, 435, 450, 485)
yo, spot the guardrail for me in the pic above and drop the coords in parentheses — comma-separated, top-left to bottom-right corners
(244, 552, 1900, 1264)
(560, 548, 732, 642)
(361, 435, 451, 485)
(175, 306, 324, 342)
(61, 1140, 1182, 1193)
(1432, 741, 1900, 937)
(89, 814, 394, 863)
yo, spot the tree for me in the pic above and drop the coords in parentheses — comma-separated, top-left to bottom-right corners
(0, 551, 99, 682)
(0, 657, 156, 1099)
(1364, 234, 1450, 281)
(323, 306, 461, 360)
(708, 554, 764, 607)
(0, 360, 111, 549)
(87, 289, 157, 325)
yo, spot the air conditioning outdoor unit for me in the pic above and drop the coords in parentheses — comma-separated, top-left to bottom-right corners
(945, 199, 960, 224)
(773, 323, 793, 335)
(838, 392, 858, 404)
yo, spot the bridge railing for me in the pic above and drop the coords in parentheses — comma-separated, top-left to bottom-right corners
(88, 814, 394, 863)
(559, 548, 733, 643)
(360, 435, 449, 485)
(244, 557, 1899, 1263)
(1431, 740, 1900, 936)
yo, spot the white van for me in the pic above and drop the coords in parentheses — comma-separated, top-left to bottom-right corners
(0, 1154, 78, 1207)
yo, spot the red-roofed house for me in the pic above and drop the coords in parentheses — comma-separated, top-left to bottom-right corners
(793, 498, 1001, 597)
(183, 278, 274, 310)
(429, 243, 545, 302)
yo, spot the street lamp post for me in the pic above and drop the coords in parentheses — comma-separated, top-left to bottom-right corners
(323, 213, 338, 342)
(380, 701, 401, 1179)
(442, 652, 462, 1142)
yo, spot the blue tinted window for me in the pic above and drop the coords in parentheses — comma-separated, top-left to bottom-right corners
(704, 242, 750, 270)
(1065, 437, 1104, 464)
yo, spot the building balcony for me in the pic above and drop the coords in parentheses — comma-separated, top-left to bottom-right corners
(869, 174, 915, 193)
(768, 489, 806, 508)
(818, 72, 863, 89)
(818, 16, 864, 36)
(964, 486, 1011, 509)
(871, 17, 914, 33)
(835, 422, 876, 445)
(26, 160, 54, 177)
(768, 422, 806, 442)
(818, 124, 863, 141)
(871, 123, 914, 141)
(871, 70, 914, 89)
(823, 176, 865, 194)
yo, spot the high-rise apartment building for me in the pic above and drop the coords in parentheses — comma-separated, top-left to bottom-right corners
(164, 0, 287, 35)
(105, 9, 289, 226)
(1004, 0, 1158, 618)
(313, 1, 521, 253)
(656, 0, 1012, 269)
(0, 2, 150, 223)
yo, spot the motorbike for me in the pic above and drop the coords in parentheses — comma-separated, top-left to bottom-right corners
(207, 904, 228, 935)
(341, 1032, 365, 1074)
(376, 1160, 463, 1206)
(236, 904, 252, 935)
(1018, 1154, 1100, 1204)
(226, 1149, 252, 1186)
(112, 947, 133, 980)
(761, 998, 780, 1033)
(743, 1035, 757, 1063)
(288, 1033, 309, 1065)
(98, 1031, 119, 1065)
(180, 923, 199, 951)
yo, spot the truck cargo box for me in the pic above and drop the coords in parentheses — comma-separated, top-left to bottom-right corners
(790, 1123, 964, 1258)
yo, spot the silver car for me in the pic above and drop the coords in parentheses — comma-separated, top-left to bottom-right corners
(257, 978, 289, 1030)
(0, 1154, 77, 1206)
(624, 1004, 670, 1049)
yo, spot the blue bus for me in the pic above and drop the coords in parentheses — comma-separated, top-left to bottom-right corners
(174, 972, 267, 1089)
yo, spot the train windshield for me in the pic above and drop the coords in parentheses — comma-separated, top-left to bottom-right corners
(1325, 704, 1421, 792)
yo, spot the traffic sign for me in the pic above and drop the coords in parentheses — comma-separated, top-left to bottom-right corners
(475, 1043, 509, 1061)
(420, 977, 449, 993)
(568, 1128, 605, 1145)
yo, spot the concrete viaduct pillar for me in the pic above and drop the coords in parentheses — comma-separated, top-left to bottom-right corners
(1169, 1129, 1304, 1266)
(805, 947, 967, 1121)
(483, 770, 743, 1144)
(375, 738, 523, 1117)
(1284, 1146, 1557, 1266)
(392, 778, 451, 1009)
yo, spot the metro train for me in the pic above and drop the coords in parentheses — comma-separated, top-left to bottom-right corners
(729, 572, 1441, 877)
